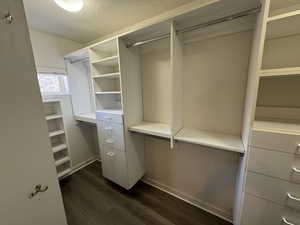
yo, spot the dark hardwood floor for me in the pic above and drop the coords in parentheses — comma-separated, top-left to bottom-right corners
(60, 162, 232, 225)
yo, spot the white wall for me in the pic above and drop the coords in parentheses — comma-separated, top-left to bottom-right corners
(29, 29, 99, 169)
(29, 29, 82, 73)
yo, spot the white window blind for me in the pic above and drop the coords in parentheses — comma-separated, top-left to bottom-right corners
(38, 73, 69, 96)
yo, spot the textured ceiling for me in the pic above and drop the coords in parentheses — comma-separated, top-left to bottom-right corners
(23, 0, 195, 43)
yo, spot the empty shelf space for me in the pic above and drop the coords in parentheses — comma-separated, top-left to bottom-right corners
(92, 72, 120, 79)
(55, 156, 70, 167)
(267, 12, 300, 39)
(74, 112, 96, 124)
(58, 168, 72, 179)
(95, 91, 121, 95)
(260, 67, 300, 77)
(129, 122, 171, 138)
(174, 128, 244, 153)
(49, 130, 65, 137)
(91, 55, 118, 66)
(253, 120, 300, 134)
(52, 144, 68, 154)
(46, 114, 63, 120)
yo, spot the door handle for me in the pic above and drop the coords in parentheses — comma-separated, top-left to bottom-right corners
(29, 184, 48, 199)
(282, 217, 295, 225)
(287, 193, 300, 202)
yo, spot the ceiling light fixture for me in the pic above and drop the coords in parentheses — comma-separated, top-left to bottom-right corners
(54, 0, 84, 13)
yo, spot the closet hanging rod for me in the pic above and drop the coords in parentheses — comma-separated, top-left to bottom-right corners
(127, 4, 261, 48)
(70, 57, 89, 64)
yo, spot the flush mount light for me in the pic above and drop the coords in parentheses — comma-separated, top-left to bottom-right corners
(54, 0, 84, 12)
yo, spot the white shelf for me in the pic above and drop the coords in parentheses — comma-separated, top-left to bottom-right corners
(268, 9, 300, 22)
(91, 55, 118, 66)
(55, 156, 70, 167)
(129, 122, 171, 138)
(49, 130, 65, 137)
(92, 72, 120, 79)
(253, 120, 300, 135)
(43, 99, 60, 103)
(174, 128, 244, 153)
(46, 114, 63, 120)
(267, 11, 300, 39)
(96, 109, 123, 114)
(52, 144, 68, 154)
(74, 112, 96, 124)
(95, 91, 121, 95)
(58, 168, 72, 179)
(260, 67, 300, 77)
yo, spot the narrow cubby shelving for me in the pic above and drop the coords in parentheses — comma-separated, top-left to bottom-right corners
(89, 38, 123, 112)
(52, 143, 68, 154)
(92, 72, 120, 79)
(91, 55, 119, 66)
(49, 130, 65, 137)
(43, 99, 71, 179)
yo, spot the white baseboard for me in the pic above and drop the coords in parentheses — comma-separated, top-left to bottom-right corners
(69, 156, 100, 175)
(142, 177, 233, 223)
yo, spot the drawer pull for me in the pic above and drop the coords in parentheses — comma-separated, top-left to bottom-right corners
(296, 144, 300, 155)
(282, 217, 295, 225)
(292, 167, 300, 173)
(287, 193, 300, 202)
(106, 152, 115, 157)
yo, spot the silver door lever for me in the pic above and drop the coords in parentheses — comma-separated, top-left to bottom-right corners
(29, 184, 48, 199)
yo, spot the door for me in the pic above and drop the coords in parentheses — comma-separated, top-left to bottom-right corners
(0, 1, 68, 225)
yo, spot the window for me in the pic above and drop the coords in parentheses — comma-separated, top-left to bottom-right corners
(38, 73, 69, 96)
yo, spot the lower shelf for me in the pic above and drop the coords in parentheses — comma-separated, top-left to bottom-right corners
(129, 122, 172, 138)
(74, 112, 96, 124)
(174, 128, 244, 153)
(55, 156, 70, 167)
(253, 119, 300, 134)
(49, 130, 65, 137)
(58, 168, 72, 179)
(52, 144, 68, 153)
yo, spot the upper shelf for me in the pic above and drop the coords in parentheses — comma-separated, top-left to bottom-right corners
(74, 112, 96, 124)
(92, 72, 120, 79)
(260, 67, 300, 78)
(174, 128, 244, 153)
(91, 56, 119, 67)
(129, 122, 172, 139)
(266, 11, 300, 39)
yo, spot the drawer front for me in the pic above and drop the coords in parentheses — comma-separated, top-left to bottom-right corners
(246, 172, 300, 210)
(252, 130, 300, 154)
(242, 194, 300, 225)
(101, 146, 128, 188)
(98, 121, 125, 151)
(248, 147, 300, 183)
(96, 112, 123, 124)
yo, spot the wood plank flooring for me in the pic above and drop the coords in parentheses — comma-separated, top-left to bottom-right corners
(60, 162, 232, 225)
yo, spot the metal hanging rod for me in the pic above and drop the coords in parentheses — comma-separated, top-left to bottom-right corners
(127, 4, 261, 48)
(70, 57, 89, 64)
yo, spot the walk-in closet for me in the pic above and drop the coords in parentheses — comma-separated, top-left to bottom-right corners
(1, 0, 300, 225)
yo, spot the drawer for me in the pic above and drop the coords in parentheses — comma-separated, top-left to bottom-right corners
(97, 121, 125, 151)
(252, 130, 300, 154)
(101, 146, 128, 188)
(246, 172, 300, 210)
(96, 111, 123, 124)
(248, 147, 300, 183)
(242, 194, 300, 225)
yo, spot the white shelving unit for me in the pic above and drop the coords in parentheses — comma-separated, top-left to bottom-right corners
(43, 99, 71, 180)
